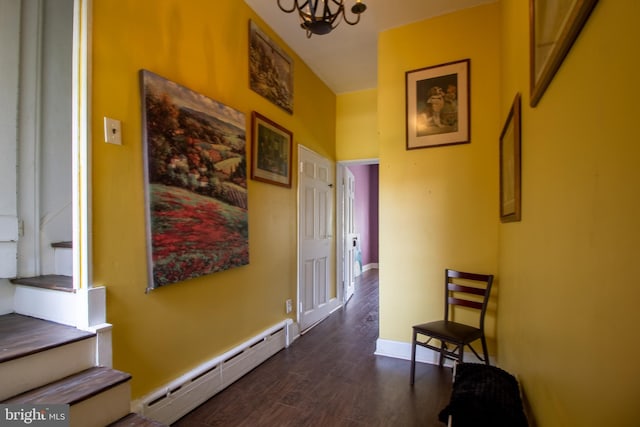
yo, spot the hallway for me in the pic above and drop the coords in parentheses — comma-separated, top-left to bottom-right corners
(173, 269, 453, 426)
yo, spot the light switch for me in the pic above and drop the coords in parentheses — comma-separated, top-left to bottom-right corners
(104, 117, 122, 145)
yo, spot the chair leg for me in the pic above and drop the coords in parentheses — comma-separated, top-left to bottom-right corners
(410, 330, 417, 385)
(438, 341, 445, 366)
(481, 336, 490, 365)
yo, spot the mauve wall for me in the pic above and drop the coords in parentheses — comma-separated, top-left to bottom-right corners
(348, 164, 379, 267)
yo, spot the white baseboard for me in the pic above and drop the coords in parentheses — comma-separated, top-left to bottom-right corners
(133, 319, 296, 425)
(363, 263, 379, 272)
(375, 338, 491, 367)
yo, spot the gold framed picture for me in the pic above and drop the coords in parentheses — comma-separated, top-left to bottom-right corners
(250, 112, 293, 188)
(500, 93, 522, 223)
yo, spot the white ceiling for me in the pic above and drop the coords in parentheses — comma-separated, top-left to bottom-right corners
(244, 0, 495, 94)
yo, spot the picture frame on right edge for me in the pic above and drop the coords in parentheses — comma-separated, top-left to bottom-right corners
(500, 93, 522, 223)
(529, 0, 599, 107)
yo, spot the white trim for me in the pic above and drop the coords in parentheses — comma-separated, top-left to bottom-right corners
(72, 0, 92, 291)
(88, 322, 113, 368)
(134, 319, 293, 425)
(336, 164, 346, 303)
(375, 338, 489, 368)
(375, 338, 450, 365)
(363, 263, 379, 272)
(338, 158, 379, 166)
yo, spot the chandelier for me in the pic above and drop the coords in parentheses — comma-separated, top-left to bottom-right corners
(277, 0, 367, 38)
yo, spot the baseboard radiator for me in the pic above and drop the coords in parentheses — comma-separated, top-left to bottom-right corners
(136, 319, 294, 425)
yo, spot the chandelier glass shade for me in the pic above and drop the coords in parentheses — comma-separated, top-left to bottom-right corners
(277, 0, 367, 38)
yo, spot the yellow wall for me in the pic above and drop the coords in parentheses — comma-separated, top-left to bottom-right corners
(336, 88, 378, 160)
(377, 3, 501, 347)
(498, 1, 640, 426)
(91, 0, 336, 398)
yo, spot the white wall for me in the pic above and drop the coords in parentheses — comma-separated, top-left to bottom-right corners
(38, 0, 73, 274)
(0, 0, 21, 281)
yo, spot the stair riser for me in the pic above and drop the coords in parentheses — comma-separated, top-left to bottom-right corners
(69, 382, 131, 427)
(54, 247, 73, 276)
(13, 285, 77, 326)
(0, 337, 96, 401)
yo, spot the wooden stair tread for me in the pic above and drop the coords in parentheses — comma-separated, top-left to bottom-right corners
(2, 366, 131, 405)
(0, 313, 95, 363)
(108, 413, 169, 427)
(10, 275, 74, 292)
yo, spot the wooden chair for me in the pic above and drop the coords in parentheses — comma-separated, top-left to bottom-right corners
(410, 269, 494, 385)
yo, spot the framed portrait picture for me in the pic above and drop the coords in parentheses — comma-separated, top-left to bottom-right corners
(406, 59, 470, 150)
(250, 112, 293, 188)
(500, 93, 522, 223)
(249, 20, 294, 114)
(529, 0, 599, 107)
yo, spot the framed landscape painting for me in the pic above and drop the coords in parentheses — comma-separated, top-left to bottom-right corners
(140, 70, 249, 290)
(249, 20, 294, 114)
(250, 111, 293, 188)
(406, 59, 470, 150)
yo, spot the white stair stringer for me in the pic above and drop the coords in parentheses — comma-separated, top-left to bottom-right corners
(0, 336, 96, 401)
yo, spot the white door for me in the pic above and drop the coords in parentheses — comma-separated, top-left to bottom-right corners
(343, 167, 357, 302)
(298, 146, 338, 332)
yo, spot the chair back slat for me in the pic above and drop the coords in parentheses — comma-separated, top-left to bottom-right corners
(444, 268, 494, 326)
(447, 270, 490, 282)
(448, 296, 483, 310)
(447, 283, 487, 296)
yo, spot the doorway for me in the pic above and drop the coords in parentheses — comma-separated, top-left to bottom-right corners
(336, 160, 379, 306)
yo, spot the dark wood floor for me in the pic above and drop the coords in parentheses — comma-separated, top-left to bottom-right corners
(173, 269, 453, 427)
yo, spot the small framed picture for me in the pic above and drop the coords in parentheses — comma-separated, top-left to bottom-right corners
(529, 0, 599, 107)
(405, 59, 470, 150)
(250, 112, 293, 188)
(500, 93, 522, 223)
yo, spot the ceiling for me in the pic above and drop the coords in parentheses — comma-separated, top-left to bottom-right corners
(243, 0, 495, 94)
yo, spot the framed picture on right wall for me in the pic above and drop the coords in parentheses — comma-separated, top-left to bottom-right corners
(500, 93, 522, 223)
(529, 0, 599, 107)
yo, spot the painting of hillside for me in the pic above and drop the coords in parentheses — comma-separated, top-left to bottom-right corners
(249, 20, 293, 114)
(140, 70, 248, 289)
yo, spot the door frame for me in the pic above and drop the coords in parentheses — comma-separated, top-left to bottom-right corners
(11, 0, 102, 330)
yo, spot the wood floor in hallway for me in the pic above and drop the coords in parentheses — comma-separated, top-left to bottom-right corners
(172, 269, 453, 427)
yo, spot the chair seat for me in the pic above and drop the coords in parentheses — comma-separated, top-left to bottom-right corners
(414, 320, 483, 344)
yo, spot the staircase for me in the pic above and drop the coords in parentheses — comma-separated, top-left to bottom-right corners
(0, 313, 166, 426)
(10, 241, 77, 327)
